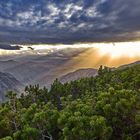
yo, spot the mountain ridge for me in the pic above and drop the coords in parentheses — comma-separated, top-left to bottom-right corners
(59, 68, 98, 83)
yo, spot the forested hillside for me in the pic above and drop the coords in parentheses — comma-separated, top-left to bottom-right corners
(0, 65, 140, 140)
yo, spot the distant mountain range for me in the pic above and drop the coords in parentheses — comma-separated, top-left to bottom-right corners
(0, 47, 140, 101)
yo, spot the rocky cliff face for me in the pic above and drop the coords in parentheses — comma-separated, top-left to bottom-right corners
(0, 72, 21, 101)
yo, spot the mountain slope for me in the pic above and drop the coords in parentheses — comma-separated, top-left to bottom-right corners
(118, 61, 140, 69)
(1, 61, 140, 140)
(59, 68, 97, 83)
(59, 60, 140, 83)
(0, 48, 88, 85)
(0, 72, 22, 101)
(0, 60, 20, 71)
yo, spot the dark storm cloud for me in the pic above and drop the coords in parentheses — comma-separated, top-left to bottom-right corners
(0, 44, 22, 50)
(0, 0, 140, 44)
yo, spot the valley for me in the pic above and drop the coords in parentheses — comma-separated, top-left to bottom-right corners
(0, 47, 140, 101)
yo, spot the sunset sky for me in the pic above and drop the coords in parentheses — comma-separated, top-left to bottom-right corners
(0, 0, 140, 67)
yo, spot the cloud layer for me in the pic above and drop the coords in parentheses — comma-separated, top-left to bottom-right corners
(0, 0, 140, 44)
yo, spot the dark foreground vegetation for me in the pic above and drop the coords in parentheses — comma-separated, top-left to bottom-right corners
(0, 65, 140, 140)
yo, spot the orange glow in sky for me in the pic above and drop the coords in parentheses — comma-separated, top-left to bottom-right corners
(0, 41, 140, 68)
(93, 42, 140, 58)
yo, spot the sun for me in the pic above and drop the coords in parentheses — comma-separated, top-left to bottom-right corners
(93, 41, 140, 58)
(1, 41, 140, 60)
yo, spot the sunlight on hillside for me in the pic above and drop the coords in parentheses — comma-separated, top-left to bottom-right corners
(61, 47, 139, 71)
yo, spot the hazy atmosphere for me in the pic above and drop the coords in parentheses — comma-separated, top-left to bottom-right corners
(0, 1, 140, 140)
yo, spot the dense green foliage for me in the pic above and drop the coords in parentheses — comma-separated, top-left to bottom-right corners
(0, 65, 140, 140)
